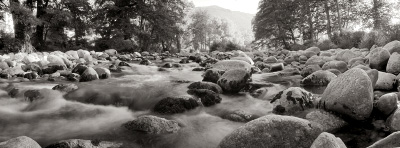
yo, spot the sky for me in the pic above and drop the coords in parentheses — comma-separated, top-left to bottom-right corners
(191, 0, 259, 14)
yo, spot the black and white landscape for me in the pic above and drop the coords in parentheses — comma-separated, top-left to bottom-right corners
(0, 0, 400, 148)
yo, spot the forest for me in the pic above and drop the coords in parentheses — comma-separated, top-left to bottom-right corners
(0, 0, 399, 53)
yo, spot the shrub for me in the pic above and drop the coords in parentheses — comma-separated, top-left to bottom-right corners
(359, 30, 389, 49)
(210, 42, 226, 52)
(289, 43, 307, 51)
(317, 39, 338, 51)
(0, 33, 21, 53)
(225, 42, 242, 51)
(94, 38, 137, 52)
(387, 24, 400, 41)
(351, 31, 366, 48)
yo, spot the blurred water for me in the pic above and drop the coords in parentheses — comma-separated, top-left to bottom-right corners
(0, 63, 302, 147)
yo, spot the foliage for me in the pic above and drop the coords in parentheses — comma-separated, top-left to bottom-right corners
(359, 30, 388, 49)
(317, 39, 337, 51)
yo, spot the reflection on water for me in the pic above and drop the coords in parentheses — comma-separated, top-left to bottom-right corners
(0, 63, 326, 147)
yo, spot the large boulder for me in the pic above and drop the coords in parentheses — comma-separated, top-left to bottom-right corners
(301, 70, 337, 86)
(0, 136, 41, 148)
(366, 69, 379, 88)
(367, 131, 400, 148)
(52, 83, 78, 93)
(188, 81, 223, 94)
(45, 139, 122, 148)
(322, 60, 348, 73)
(104, 49, 118, 56)
(375, 93, 398, 117)
(270, 87, 315, 114)
(217, 69, 250, 93)
(305, 56, 333, 67)
(212, 60, 252, 73)
(306, 46, 321, 55)
(310, 132, 347, 148)
(369, 47, 390, 71)
(47, 54, 65, 66)
(386, 52, 400, 75)
(80, 67, 99, 82)
(218, 115, 322, 148)
(386, 108, 400, 132)
(122, 115, 180, 134)
(187, 89, 222, 107)
(375, 72, 397, 90)
(320, 68, 374, 120)
(383, 40, 400, 54)
(222, 110, 255, 123)
(306, 110, 348, 132)
(153, 96, 199, 114)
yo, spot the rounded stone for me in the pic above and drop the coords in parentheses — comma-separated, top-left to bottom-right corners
(301, 70, 337, 86)
(301, 64, 322, 78)
(122, 115, 180, 134)
(217, 69, 250, 93)
(188, 81, 223, 94)
(369, 47, 390, 71)
(310, 132, 347, 148)
(322, 60, 348, 73)
(386, 52, 400, 75)
(376, 93, 398, 117)
(270, 87, 315, 114)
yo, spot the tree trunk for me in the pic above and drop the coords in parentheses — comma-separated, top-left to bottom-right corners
(335, 0, 342, 33)
(10, 0, 25, 41)
(325, 0, 332, 39)
(372, 0, 381, 30)
(307, 1, 314, 41)
(35, 0, 47, 50)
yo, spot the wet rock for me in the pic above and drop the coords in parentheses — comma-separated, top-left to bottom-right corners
(320, 68, 373, 120)
(188, 81, 223, 94)
(387, 52, 400, 75)
(52, 83, 79, 93)
(109, 64, 121, 72)
(187, 89, 222, 107)
(105, 49, 118, 56)
(369, 47, 390, 71)
(67, 73, 80, 82)
(80, 67, 99, 82)
(306, 110, 348, 132)
(217, 69, 250, 93)
(71, 64, 88, 75)
(94, 67, 111, 79)
(153, 96, 199, 114)
(0, 136, 41, 148)
(367, 131, 400, 148)
(383, 40, 400, 54)
(202, 69, 225, 83)
(301, 64, 322, 78)
(212, 60, 252, 73)
(162, 63, 173, 68)
(23, 72, 39, 80)
(306, 46, 321, 55)
(192, 67, 206, 71)
(140, 59, 152, 65)
(218, 115, 322, 148)
(179, 58, 189, 64)
(322, 60, 348, 73)
(47, 55, 65, 66)
(305, 56, 333, 67)
(375, 72, 396, 90)
(270, 87, 315, 114)
(269, 63, 284, 72)
(264, 56, 278, 63)
(301, 70, 337, 86)
(310, 132, 347, 148)
(223, 110, 255, 123)
(118, 61, 130, 67)
(8, 88, 19, 98)
(24, 90, 43, 102)
(45, 139, 122, 148)
(375, 93, 398, 117)
(0, 61, 9, 70)
(122, 115, 180, 134)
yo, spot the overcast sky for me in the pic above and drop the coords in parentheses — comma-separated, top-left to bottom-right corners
(191, 0, 259, 14)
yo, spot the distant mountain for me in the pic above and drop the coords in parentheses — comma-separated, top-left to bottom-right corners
(194, 5, 255, 32)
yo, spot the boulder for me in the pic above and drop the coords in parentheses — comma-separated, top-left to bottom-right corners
(301, 70, 337, 86)
(366, 69, 379, 88)
(335, 49, 359, 63)
(188, 81, 223, 94)
(94, 67, 111, 79)
(369, 47, 390, 71)
(47, 55, 65, 66)
(24, 90, 43, 102)
(326, 69, 342, 76)
(52, 83, 78, 93)
(79, 67, 99, 82)
(0, 61, 9, 70)
(123, 115, 180, 134)
(104, 49, 118, 56)
(306, 110, 348, 132)
(375, 72, 397, 90)
(72, 64, 88, 75)
(264, 56, 278, 63)
(376, 93, 398, 117)
(270, 87, 315, 114)
(301, 64, 322, 78)
(322, 60, 348, 73)
(153, 96, 199, 114)
(0, 136, 41, 148)
(212, 60, 252, 73)
(45, 139, 122, 148)
(367, 131, 400, 148)
(386, 108, 400, 132)
(139, 59, 152, 65)
(387, 52, 400, 75)
(306, 46, 321, 55)
(222, 110, 255, 123)
(202, 69, 225, 83)
(305, 56, 333, 67)
(383, 40, 400, 54)
(269, 63, 284, 72)
(218, 115, 322, 148)
(187, 89, 222, 107)
(310, 132, 347, 148)
(217, 69, 250, 93)
(320, 68, 374, 120)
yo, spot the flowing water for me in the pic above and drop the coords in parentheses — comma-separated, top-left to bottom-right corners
(0, 61, 385, 147)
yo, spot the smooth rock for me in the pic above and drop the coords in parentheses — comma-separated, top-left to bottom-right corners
(301, 70, 337, 86)
(310, 132, 347, 148)
(270, 87, 315, 114)
(217, 69, 250, 93)
(0, 136, 41, 148)
(122, 115, 180, 134)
